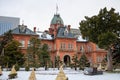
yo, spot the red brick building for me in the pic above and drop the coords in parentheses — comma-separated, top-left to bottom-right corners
(12, 24, 39, 54)
(36, 13, 107, 66)
(11, 13, 107, 66)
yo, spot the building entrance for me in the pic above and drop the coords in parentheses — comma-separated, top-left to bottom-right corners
(64, 55, 70, 66)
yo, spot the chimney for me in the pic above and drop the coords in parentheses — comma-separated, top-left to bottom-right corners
(44, 30, 48, 33)
(34, 27, 36, 33)
(49, 28, 53, 34)
(68, 25, 71, 31)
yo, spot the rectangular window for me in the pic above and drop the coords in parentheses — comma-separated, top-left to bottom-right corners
(80, 46, 82, 51)
(87, 45, 92, 52)
(63, 43, 65, 49)
(27, 41, 30, 47)
(80, 46, 85, 53)
(68, 43, 73, 50)
(48, 45, 52, 51)
(19, 40, 25, 47)
(60, 43, 62, 49)
(97, 57, 102, 62)
(60, 42, 66, 49)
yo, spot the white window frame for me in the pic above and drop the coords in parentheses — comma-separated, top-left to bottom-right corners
(19, 40, 25, 47)
(60, 42, 66, 49)
(68, 43, 73, 50)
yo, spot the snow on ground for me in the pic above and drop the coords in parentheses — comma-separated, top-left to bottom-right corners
(0, 68, 120, 80)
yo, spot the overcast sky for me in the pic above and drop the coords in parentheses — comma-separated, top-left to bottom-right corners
(0, 0, 120, 31)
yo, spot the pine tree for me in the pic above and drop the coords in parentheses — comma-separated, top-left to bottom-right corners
(0, 30, 13, 66)
(80, 7, 120, 71)
(26, 37, 41, 67)
(4, 40, 24, 68)
(40, 44, 50, 70)
(79, 54, 90, 70)
(72, 54, 78, 70)
(55, 56, 61, 70)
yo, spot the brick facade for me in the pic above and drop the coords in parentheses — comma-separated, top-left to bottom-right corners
(11, 14, 107, 66)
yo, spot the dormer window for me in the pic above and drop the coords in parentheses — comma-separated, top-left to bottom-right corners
(57, 20, 61, 24)
(64, 28, 68, 36)
(19, 24, 26, 33)
(41, 32, 47, 38)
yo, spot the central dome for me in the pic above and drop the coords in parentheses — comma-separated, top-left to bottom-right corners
(50, 14, 64, 25)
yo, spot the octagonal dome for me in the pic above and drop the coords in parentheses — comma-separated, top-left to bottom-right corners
(50, 14, 64, 25)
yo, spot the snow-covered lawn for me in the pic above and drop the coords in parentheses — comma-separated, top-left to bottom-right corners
(0, 68, 120, 80)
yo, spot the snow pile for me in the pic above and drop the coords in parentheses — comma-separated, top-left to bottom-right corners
(37, 31, 53, 40)
(77, 35, 87, 42)
(0, 68, 120, 80)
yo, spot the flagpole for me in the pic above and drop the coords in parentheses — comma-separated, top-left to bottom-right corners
(56, 4, 58, 14)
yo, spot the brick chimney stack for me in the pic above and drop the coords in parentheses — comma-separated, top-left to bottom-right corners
(49, 28, 53, 34)
(54, 24, 57, 38)
(68, 25, 71, 31)
(34, 27, 36, 33)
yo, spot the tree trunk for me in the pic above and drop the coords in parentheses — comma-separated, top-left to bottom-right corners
(75, 63, 77, 71)
(106, 48, 113, 71)
(45, 64, 47, 70)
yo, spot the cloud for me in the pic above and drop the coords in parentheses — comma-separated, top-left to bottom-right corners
(0, 0, 120, 31)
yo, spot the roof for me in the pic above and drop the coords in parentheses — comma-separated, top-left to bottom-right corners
(36, 27, 87, 42)
(70, 28, 81, 35)
(57, 27, 75, 38)
(12, 25, 37, 35)
(70, 28, 87, 42)
(77, 35, 87, 42)
(50, 14, 64, 25)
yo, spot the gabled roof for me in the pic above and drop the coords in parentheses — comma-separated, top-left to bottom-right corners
(57, 27, 75, 38)
(12, 25, 37, 35)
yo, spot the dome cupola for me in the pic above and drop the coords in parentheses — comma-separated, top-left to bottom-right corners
(50, 14, 64, 26)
